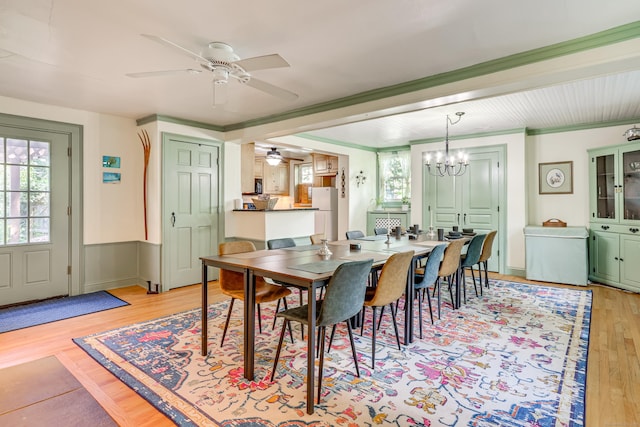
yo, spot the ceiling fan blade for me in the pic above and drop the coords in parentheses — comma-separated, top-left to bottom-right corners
(242, 77, 298, 101)
(141, 34, 210, 63)
(126, 69, 202, 78)
(234, 54, 290, 72)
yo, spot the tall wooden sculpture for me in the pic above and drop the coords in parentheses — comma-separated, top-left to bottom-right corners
(138, 130, 151, 240)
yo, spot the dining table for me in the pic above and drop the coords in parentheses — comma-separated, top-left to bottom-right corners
(199, 233, 447, 414)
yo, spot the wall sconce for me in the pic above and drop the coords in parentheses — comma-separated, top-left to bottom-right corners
(355, 170, 366, 187)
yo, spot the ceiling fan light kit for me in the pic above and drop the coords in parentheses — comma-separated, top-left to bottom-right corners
(425, 112, 469, 177)
(265, 147, 283, 166)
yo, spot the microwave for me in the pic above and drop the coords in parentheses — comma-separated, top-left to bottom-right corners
(254, 178, 263, 194)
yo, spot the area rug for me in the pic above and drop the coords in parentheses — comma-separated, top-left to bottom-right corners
(0, 291, 129, 333)
(74, 280, 591, 426)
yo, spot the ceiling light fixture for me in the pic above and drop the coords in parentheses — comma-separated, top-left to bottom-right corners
(265, 147, 283, 166)
(425, 112, 468, 177)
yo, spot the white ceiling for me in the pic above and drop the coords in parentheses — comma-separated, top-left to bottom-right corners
(1, 1, 639, 149)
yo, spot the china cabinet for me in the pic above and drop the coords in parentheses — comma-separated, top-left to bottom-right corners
(588, 142, 640, 293)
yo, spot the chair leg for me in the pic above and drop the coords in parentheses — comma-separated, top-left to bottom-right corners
(327, 324, 337, 353)
(317, 326, 327, 404)
(389, 302, 401, 350)
(425, 287, 434, 324)
(436, 278, 442, 319)
(257, 304, 262, 333)
(270, 319, 288, 382)
(461, 269, 467, 304)
(471, 265, 479, 297)
(345, 321, 360, 377)
(483, 261, 489, 289)
(272, 299, 281, 330)
(417, 289, 423, 339)
(371, 306, 378, 369)
(220, 298, 235, 346)
(377, 305, 386, 331)
(447, 275, 455, 309)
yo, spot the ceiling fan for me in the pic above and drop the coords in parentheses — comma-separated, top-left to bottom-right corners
(126, 34, 298, 103)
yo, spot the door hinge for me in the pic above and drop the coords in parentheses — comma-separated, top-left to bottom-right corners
(497, 161, 500, 168)
(497, 206, 499, 212)
(67, 265, 71, 275)
(67, 206, 71, 215)
(67, 147, 71, 157)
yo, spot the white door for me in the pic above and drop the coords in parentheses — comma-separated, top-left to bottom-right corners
(163, 134, 220, 290)
(0, 127, 70, 305)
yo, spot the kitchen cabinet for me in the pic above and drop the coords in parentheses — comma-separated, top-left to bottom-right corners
(240, 143, 256, 194)
(254, 158, 263, 178)
(263, 162, 289, 195)
(313, 154, 338, 176)
(588, 142, 640, 292)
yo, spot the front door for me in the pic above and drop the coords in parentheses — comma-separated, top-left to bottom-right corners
(163, 133, 221, 290)
(0, 127, 70, 305)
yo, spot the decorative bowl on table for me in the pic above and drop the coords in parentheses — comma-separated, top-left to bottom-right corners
(252, 197, 278, 210)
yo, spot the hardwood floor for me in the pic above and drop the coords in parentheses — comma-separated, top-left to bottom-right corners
(0, 276, 638, 426)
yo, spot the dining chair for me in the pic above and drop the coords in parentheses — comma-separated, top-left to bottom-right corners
(459, 234, 487, 304)
(270, 258, 374, 404)
(476, 230, 497, 292)
(374, 227, 388, 235)
(432, 239, 466, 319)
(267, 237, 305, 334)
(309, 233, 324, 245)
(345, 230, 365, 240)
(359, 250, 414, 368)
(218, 241, 293, 346)
(413, 244, 446, 337)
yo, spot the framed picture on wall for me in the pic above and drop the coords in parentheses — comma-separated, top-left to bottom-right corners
(539, 161, 573, 194)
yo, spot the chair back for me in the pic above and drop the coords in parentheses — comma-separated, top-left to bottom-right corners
(267, 238, 296, 250)
(317, 259, 373, 327)
(415, 244, 446, 287)
(374, 227, 388, 235)
(345, 230, 365, 240)
(438, 239, 465, 278)
(218, 241, 264, 292)
(460, 234, 487, 268)
(310, 233, 324, 245)
(366, 251, 414, 307)
(478, 230, 497, 263)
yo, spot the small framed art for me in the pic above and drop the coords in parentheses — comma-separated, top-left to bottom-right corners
(539, 161, 573, 194)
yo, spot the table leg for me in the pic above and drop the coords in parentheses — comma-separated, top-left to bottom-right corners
(201, 262, 208, 357)
(244, 269, 256, 381)
(403, 259, 415, 344)
(306, 284, 316, 414)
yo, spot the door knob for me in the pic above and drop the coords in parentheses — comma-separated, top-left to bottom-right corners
(171, 212, 176, 227)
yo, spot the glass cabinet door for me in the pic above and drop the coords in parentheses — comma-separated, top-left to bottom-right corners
(595, 153, 616, 219)
(622, 148, 640, 221)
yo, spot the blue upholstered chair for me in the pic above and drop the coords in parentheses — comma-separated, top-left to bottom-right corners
(270, 258, 373, 405)
(460, 234, 487, 303)
(475, 230, 497, 292)
(374, 227, 388, 235)
(414, 244, 446, 337)
(345, 230, 365, 240)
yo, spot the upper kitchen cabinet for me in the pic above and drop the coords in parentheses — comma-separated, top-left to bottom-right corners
(263, 161, 289, 195)
(254, 158, 263, 178)
(313, 153, 338, 176)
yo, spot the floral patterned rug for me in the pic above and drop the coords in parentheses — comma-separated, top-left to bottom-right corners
(74, 280, 591, 426)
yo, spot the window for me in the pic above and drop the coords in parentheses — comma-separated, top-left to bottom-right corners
(378, 150, 410, 204)
(300, 163, 313, 184)
(0, 137, 51, 245)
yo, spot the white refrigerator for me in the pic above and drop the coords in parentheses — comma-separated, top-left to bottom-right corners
(311, 187, 338, 241)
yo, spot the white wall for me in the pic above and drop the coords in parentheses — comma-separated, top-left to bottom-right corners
(0, 95, 141, 245)
(525, 123, 633, 227)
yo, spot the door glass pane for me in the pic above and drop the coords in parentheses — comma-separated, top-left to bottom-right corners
(7, 218, 27, 244)
(6, 165, 28, 191)
(7, 191, 28, 217)
(30, 192, 49, 216)
(30, 141, 50, 166)
(30, 218, 49, 242)
(6, 138, 28, 164)
(595, 154, 615, 219)
(30, 166, 49, 191)
(623, 149, 640, 220)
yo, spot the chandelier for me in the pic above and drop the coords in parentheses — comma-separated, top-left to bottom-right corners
(425, 112, 468, 177)
(265, 147, 283, 166)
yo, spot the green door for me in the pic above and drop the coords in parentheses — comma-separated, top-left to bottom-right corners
(424, 146, 502, 272)
(0, 127, 70, 305)
(163, 134, 221, 290)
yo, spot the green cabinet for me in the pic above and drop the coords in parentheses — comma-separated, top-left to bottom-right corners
(588, 142, 640, 293)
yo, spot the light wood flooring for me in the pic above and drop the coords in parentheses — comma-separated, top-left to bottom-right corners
(0, 275, 638, 426)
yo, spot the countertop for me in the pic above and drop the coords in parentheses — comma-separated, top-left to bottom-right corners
(232, 208, 319, 212)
